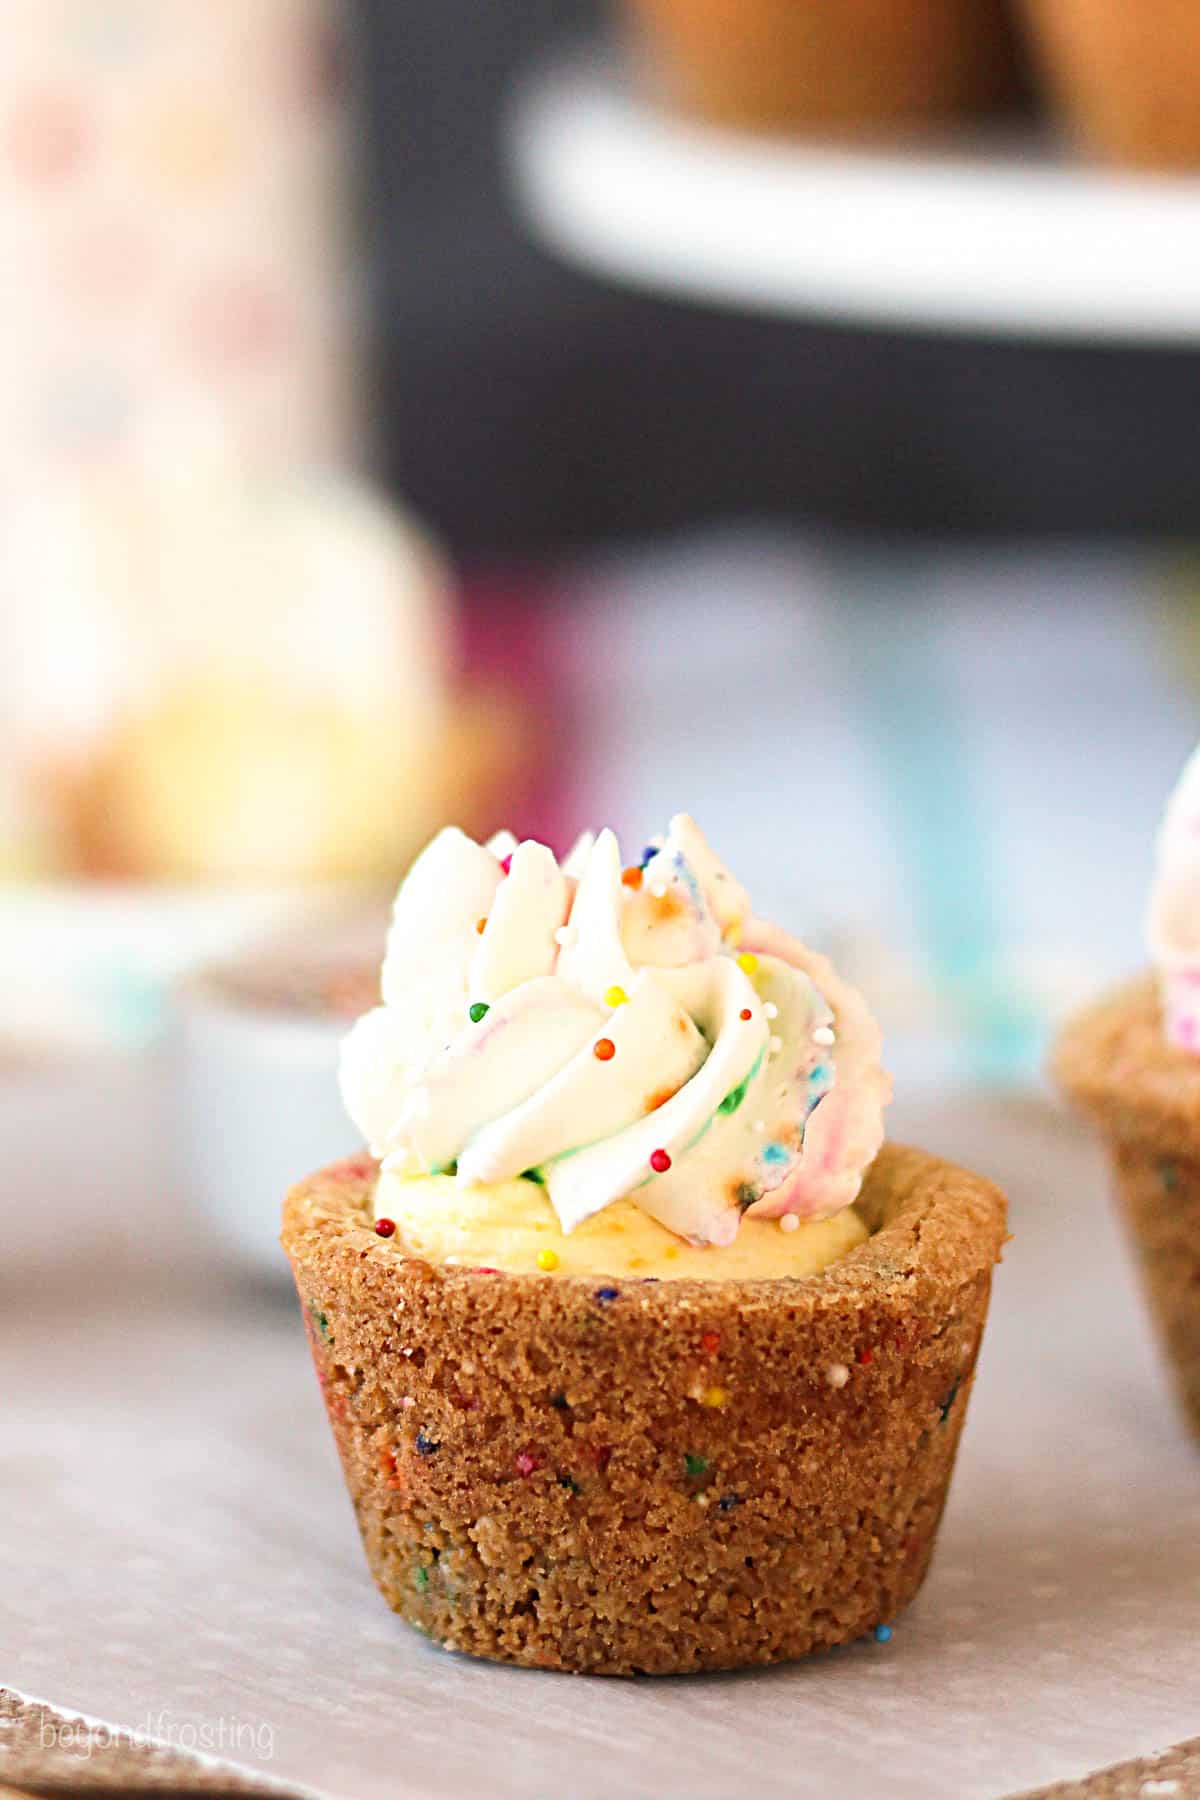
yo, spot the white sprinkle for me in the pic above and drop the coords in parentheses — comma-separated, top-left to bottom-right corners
(400, 1395, 415, 1409)
(1141, 1783, 1181, 1797)
(752, 1119, 765, 1133)
(695, 1492, 709, 1507)
(764, 1001, 778, 1019)
(768, 1035, 782, 1055)
(554, 925, 577, 946)
(813, 1025, 835, 1046)
(826, 1362, 850, 1389)
(779, 1214, 800, 1234)
(648, 883, 666, 899)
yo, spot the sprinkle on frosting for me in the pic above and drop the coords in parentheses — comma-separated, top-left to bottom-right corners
(339, 815, 890, 1248)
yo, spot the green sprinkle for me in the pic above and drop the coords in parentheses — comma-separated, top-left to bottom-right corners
(717, 1076, 751, 1116)
(307, 1303, 329, 1341)
(558, 1473, 581, 1494)
(938, 1376, 962, 1424)
(469, 1002, 489, 1023)
(414, 1564, 429, 1593)
(522, 1166, 546, 1185)
(684, 1453, 709, 1477)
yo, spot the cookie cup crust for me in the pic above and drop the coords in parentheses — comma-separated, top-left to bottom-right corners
(282, 1143, 1006, 1674)
(1018, 0, 1200, 171)
(1055, 975, 1200, 1435)
(621, 0, 1016, 136)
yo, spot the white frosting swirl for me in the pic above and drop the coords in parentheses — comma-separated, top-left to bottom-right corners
(340, 816, 891, 1247)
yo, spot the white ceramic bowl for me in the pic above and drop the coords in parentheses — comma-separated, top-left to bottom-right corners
(170, 944, 379, 1280)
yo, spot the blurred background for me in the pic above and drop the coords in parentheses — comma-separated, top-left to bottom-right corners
(3, 0, 1199, 1277)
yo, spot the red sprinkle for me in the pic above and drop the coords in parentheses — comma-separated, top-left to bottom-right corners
(593, 1037, 616, 1061)
(374, 1218, 396, 1238)
(700, 1330, 721, 1356)
(474, 1266, 500, 1274)
(515, 1450, 540, 1477)
(500, 854, 513, 874)
(592, 1445, 612, 1472)
(857, 1348, 874, 1365)
(649, 1148, 672, 1174)
(739, 1007, 753, 1021)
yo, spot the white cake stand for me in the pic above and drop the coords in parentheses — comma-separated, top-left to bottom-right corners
(507, 49, 1200, 343)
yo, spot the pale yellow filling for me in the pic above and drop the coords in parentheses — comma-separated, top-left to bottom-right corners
(372, 1171, 867, 1281)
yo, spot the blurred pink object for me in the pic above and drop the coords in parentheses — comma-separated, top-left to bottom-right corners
(1147, 745, 1200, 1054)
(0, 0, 358, 485)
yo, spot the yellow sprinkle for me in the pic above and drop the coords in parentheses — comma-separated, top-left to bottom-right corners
(700, 1385, 728, 1409)
(536, 1249, 559, 1271)
(724, 917, 743, 947)
(736, 952, 759, 977)
(605, 985, 629, 1008)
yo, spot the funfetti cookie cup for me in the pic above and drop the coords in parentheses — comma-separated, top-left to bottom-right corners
(620, 0, 1017, 137)
(1018, 0, 1200, 169)
(1055, 975, 1200, 1437)
(283, 1144, 1006, 1675)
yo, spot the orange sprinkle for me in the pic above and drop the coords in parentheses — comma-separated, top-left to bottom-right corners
(593, 1037, 616, 1062)
(739, 1008, 752, 1021)
(621, 865, 644, 889)
(475, 916, 487, 934)
(700, 1330, 721, 1356)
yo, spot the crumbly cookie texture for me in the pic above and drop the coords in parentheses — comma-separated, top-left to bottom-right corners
(1053, 974, 1200, 1154)
(1055, 975, 1200, 1435)
(283, 1143, 1005, 1675)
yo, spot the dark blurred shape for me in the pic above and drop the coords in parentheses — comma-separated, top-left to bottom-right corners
(356, 0, 1200, 554)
